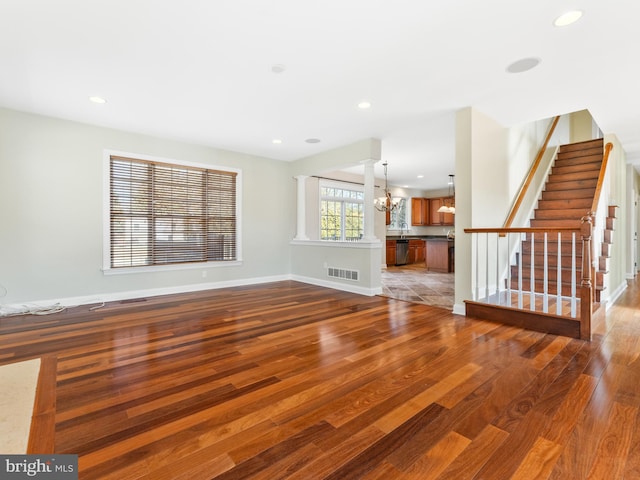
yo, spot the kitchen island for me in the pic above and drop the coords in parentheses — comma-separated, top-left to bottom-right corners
(425, 237, 454, 273)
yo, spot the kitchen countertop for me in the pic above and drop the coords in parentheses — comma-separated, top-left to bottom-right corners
(386, 235, 447, 240)
(386, 235, 453, 241)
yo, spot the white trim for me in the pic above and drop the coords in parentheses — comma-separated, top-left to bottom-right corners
(319, 178, 365, 193)
(102, 260, 243, 275)
(102, 149, 243, 272)
(290, 239, 382, 248)
(291, 274, 382, 296)
(605, 280, 628, 311)
(452, 303, 466, 315)
(3, 275, 290, 312)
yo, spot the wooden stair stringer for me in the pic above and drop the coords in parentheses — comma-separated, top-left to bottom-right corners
(595, 205, 618, 302)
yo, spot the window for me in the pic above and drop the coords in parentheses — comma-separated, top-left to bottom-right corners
(107, 154, 239, 269)
(320, 182, 364, 241)
(389, 198, 408, 231)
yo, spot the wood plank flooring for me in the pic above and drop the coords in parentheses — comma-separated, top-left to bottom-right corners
(1, 279, 640, 479)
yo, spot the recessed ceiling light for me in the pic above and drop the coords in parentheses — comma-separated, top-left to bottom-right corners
(506, 57, 541, 74)
(403, 185, 409, 188)
(305, 138, 321, 144)
(271, 64, 286, 74)
(358, 101, 371, 109)
(89, 96, 106, 104)
(417, 174, 424, 179)
(272, 139, 282, 144)
(554, 10, 583, 27)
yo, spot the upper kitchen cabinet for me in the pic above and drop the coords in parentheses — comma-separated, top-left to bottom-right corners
(410, 197, 429, 226)
(412, 196, 454, 226)
(429, 197, 454, 226)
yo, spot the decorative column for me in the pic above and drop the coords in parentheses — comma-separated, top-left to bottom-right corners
(294, 175, 309, 241)
(361, 159, 378, 242)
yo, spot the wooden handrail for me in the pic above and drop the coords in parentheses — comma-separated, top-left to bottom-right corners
(465, 226, 579, 234)
(590, 142, 614, 215)
(503, 115, 561, 228)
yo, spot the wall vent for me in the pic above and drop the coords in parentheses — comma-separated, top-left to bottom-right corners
(327, 267, 359, 281)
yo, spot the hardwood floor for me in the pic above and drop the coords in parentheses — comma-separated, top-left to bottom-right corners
(1, 279, 640, 479)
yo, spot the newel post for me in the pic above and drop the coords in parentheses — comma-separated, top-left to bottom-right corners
(579, 215, 592, 340)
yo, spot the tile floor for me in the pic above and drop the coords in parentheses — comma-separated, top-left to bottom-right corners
(381, 263, 454, 309)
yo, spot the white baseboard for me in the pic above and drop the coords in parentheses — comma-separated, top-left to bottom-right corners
(605, 280, 628, 311)
(0, 275, 291, 315)
(452, 303, 466, 316)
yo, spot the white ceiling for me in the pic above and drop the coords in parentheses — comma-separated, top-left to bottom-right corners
(1, 1, 640, 191)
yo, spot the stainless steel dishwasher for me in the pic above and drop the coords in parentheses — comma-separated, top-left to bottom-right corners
(395, 239, 409, 265)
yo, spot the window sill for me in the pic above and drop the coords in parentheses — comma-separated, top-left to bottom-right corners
(102, 260, 243, 275)
(290, 239, 381, 248)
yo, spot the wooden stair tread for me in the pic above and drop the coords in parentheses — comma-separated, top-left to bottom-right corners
(521, 243, 583, 256)
(537, 197, 593, 209)
(552, 162, 602, 176)
(511, 265, 583, 278)
(534, 209, 592, 220)
(554, 153, 604, 167)
(556, 147, 604, 160)
(547, 170, 602, 182)
(518, 256, 583, 268)
(509, 282, 582, 297)
(530, 219, 583, 228)
(544, 178, 598, 191)
(557, 138, 603, 152)
(541, 188, 596, 200)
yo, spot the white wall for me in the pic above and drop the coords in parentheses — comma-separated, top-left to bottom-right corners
(602, 134, 628, 303)
(0, 108, 294, 305)
(290, 242, 382, 295)
(454, 108, 473, 312)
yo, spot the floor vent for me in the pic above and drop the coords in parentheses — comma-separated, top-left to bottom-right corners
(328, 267, 359, 281)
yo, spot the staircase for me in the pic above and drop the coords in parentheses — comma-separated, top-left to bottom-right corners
(511, 138, 605, 298)
(596, 205, 617, 301)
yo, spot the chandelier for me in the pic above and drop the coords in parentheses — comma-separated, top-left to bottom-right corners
(437, 174, 455, 214)
(374, 161, 399, 212)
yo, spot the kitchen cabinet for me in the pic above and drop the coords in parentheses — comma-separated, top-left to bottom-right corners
(425, 238, 454, 272)
(386, 239, 425, 266)
(410, 197, 429, 226)
(411, 196, 454, 226)
(385, 240, 396, 266)
(408, 239, 426, 264)
(428, 197, 455, 226)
